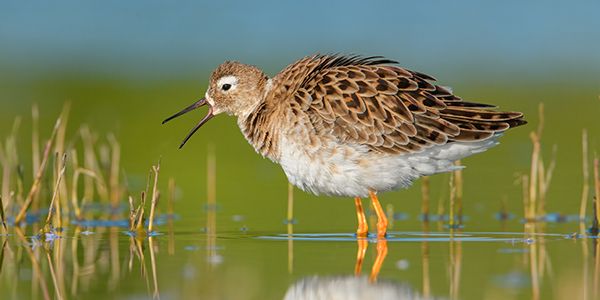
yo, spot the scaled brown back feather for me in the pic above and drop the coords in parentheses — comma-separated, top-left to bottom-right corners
(275, 54, 526, 154)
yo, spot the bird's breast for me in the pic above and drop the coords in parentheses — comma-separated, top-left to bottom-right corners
(278, 130, 422, 198)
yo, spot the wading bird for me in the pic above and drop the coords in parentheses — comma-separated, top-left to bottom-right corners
(163, 54, 525, 238)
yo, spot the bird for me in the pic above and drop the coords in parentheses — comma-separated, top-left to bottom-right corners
(162, 54, 526, 238)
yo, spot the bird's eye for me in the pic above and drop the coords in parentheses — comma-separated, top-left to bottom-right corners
(222, 83, 231, 91)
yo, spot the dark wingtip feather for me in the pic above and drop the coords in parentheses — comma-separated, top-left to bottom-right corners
(508, 118, 527, 128)
(315, 53, 398, 70)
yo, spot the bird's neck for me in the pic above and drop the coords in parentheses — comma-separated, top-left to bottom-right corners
(237, 89, 281, 162)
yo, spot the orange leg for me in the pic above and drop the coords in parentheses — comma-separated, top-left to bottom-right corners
(369, 191, 388, 238)
(354, 238, 368, 276)
(354, 197, 368, 237)
(369, 239, 388, 282)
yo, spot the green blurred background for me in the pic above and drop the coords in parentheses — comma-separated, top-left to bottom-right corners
(1, 0, 599, 235)
(2, 1, 600, 299)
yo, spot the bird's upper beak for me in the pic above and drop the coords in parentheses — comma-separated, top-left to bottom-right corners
(162, 98, 215, 148)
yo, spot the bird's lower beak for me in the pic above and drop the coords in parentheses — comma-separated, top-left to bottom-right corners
(162, 98, 215, 148)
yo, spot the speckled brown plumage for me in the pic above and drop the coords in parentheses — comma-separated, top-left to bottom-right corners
(259, 54, 525, 156)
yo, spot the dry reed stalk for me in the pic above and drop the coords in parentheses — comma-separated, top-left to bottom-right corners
(524, 103, 545, 222)
(581, 226, 590, 300)
(592, 239, 600, 299)
(69, 148, 97, 221)
(421, 240, 431, 298)
(522, 174, 530, 218)
(449, 173, 456, 228)
(128, 196, 136, 230)
(69, 148, 79, 219)
(536, 103, 544, 139)
(591, 199, 599, 235)
(540, 236, 554, 284)
(148, 162, 161, 233)
(70, 227, 81, 296)
(135, 192, 147, 235)
(286, 181, 295, 273)
(45, 247, 64, 300)
(127, 236, 135, 272)
(14, 116, 62, 225)
(108, 227, 121, 291)
(44, 153, 67, 229)
(15, 164, 25, 207)
(80, 126, 109, 201)
(537, 145, 557, 216)
(53, 103, 70, 160)
(530, 234, 540, 300)
(580, 130, 590, 221)
(287, 182, 294, 224)
(149, 237, 160, 299)
(79, 228, 104, 290)
(131, 236, 148, 280)
(32, 105, 41, 181)
(453, 161, 463, 223)
(421, 176, 430, 221)
(594, 157, 600, 226)
(0, 130, 13, 231)
(53, 154, 63, 228)
(528, 132, 541, 221)
(0, 146, 9, 217)
(436, 174, 449, 224)
(80, 128, 95, 204)
(449, 239, 463, 300)
(107, 134, 121, 209)
(386, 203, 394, 229)
(537, 160, 546, 217)
(14, 228, 51, 300)
(1, 118, 20, 218)
(54, 104, 70, 221)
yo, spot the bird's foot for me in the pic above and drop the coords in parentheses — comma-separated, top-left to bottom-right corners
(356, 226, 369, 238)
(376, 221, 388, 239)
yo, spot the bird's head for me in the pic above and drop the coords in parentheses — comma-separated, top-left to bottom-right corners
(162, 61, 269, 148)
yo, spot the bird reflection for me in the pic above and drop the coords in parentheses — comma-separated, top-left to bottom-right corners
(284, 275, 430, 300)
(355, 239, 388, 282)
(285, 238, 433, 300)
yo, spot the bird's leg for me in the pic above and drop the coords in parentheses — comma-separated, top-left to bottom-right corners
(354, 197, 368, 237)
(369, 239, 388, 282)
(368, 190, 388, 238)
(354, 238, 368, 276)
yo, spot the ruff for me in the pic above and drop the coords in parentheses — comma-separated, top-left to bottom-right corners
(163, 54, 526, 237)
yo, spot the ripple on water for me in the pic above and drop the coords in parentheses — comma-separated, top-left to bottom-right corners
(255, 231, 569, 243)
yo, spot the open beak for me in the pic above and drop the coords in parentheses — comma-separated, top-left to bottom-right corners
(162, 98, 214, 149)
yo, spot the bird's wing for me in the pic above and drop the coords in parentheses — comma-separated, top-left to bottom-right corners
(284, 54, 525, 154)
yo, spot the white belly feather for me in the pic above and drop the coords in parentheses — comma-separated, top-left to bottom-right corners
(278, 134, 500, 198)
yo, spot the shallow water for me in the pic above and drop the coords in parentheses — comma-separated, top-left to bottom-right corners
(0, 214, 597, 300)
(0, 69, 599, 300)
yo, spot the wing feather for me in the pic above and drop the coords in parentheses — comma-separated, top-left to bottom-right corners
(276, 54, 525, 154)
